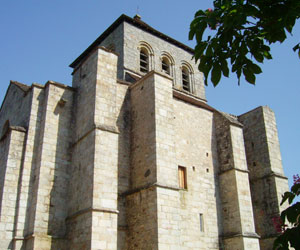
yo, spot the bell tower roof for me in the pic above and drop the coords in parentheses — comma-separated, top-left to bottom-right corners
(69, 14, 194, 69)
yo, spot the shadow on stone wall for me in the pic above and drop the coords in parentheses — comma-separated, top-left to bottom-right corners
(48, 91, 72, 249)
(116, 88, 131, 250)
(211, 116, 225, 250)
(0, 126, 10, 217)
(10, 132, 27, 250)
(23, 90, 45, 249)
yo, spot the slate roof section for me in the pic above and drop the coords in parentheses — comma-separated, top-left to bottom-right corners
(69, 14, 194, 69)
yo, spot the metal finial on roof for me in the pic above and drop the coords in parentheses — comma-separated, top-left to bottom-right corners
(134, 5, 141, 20)
(134, 14, 141, 20)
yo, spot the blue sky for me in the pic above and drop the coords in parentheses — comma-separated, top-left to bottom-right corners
(0, 1, 299, 191)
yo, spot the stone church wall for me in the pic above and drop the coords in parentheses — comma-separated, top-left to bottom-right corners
(0, 84, 32, 134)
(123, 22, 206, 101)
(173, 99, 221, 249)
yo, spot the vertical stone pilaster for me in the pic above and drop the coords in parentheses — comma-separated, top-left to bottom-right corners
(239, 106, 289, 249)
(214, 112, 260, 250)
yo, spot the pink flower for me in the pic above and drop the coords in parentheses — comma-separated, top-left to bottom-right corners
(208, 8, 213, 12)
(293, 174, 300, 184)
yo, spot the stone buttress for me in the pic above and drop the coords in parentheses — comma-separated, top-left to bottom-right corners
(238, 106, 289, 250)
(68, 47, 119, 250)
(127, 71, 181, 249)
(214, 112, 260, 250)
(0, 127, 26, 250)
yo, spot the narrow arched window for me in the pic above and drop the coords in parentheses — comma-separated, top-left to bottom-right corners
(162, 57, 170, 75)
(140, 48, 149, 73)
(182, 67, 190, 92)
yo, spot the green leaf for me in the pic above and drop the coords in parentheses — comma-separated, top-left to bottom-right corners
(195, 23, 207, 43)
(194, 9, 206, 18)
(273, 235, 289, 250)
(280, 210, 287, 224)
(249, 63, 262, 74)
(288, 227, 300, 249)
(189, 29, 195, 41)
(194, 42, 208, 61)
(291, 183, 300, 195)
(211, 63, 221, 86)
(240, 42, 248, 56)
(263, 50, 272, 59)
(293, 43, 300, 52)
(253, 52, 264, 63)
(199, 55, 213, 86)
(243, 67, 256, 84)
(280, 191, 295, 205)
(220, 59, 229, 77)
(191, 0, 298, 87)
(206, 44, 213, 57)
(285, 203, 300, 224)
(293, 43, 300, 59)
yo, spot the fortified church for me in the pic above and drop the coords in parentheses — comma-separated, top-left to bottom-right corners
(0, 14, 289, 250)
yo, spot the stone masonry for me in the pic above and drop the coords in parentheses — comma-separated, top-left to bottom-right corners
(0, 14, 288, 250)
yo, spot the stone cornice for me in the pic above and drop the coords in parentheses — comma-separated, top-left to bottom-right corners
(0, 126, 27, 142)
(72, 123, 119, 148)
(221, 232, 260, 240)
(121, 182, 180, 197)
(250, 171, 288, 183)
(66, 207, 119, 221)
(218, 167, 250, 176)
(129, 70, 173, 90)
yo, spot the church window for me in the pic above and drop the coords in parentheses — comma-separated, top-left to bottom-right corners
(140, 48, 149, 73)
(162, 57, 170, 75)
(199, 213, 204, 232)
(182, 67, 190, 92)
(178, 166, 187, 189)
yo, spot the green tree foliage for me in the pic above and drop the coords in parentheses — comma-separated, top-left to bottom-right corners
(189, 0, 300, 86)
(273, 174, 300, 249)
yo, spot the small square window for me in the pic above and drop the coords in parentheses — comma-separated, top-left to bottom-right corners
(178, 166, 187, 189)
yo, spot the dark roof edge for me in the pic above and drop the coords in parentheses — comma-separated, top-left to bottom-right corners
(69, 14, 194, 69)
(10, 80, 31, 92)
